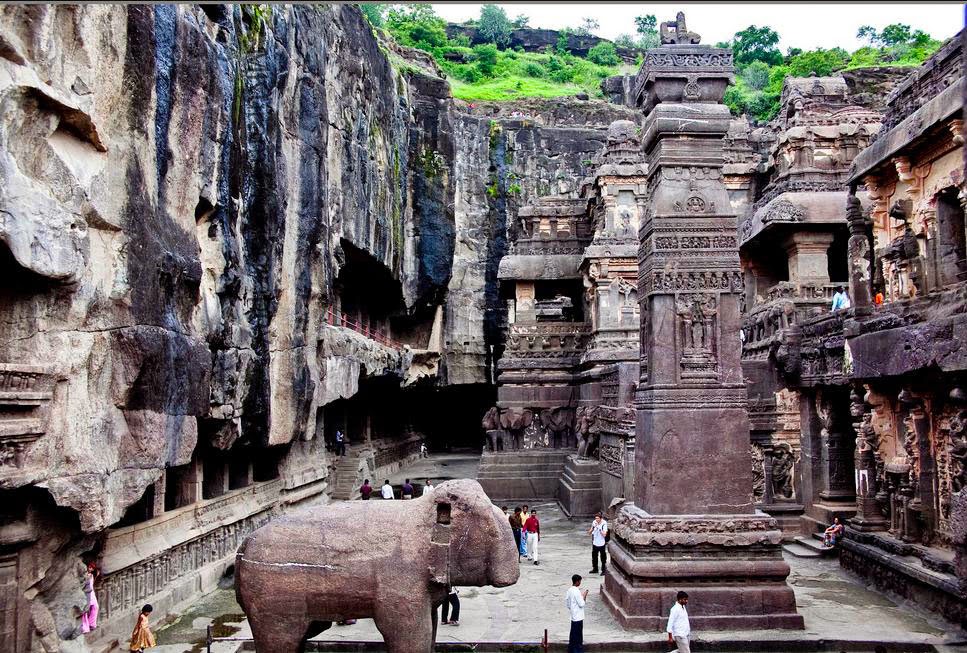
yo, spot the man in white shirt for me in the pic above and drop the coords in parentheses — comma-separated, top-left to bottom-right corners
(422, 478, 434, 496)
(564, 574, 588, 653)
(666, 591, 691, 653)
(380, 479, 394, 500)
(587, 512, 608, 574)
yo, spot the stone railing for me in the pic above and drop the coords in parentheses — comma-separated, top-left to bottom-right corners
(512, 214, 592, 255)
(742, 282, 839, 361)
(764, 281, 837, 305)
(504, 322, 592, 358)
(98, 479, 282, 622)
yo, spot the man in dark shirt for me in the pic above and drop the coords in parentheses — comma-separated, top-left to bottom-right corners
(359, 479, 372, 500)
(402, 478, 414, 499)
(508, 507, 523, 562)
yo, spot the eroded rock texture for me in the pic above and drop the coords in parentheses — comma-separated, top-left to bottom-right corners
(0, 5, 645, 651)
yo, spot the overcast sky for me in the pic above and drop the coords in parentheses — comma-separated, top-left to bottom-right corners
(430, 3, 964, 52)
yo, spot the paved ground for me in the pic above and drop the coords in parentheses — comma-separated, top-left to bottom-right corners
(154, 453, 966, 652)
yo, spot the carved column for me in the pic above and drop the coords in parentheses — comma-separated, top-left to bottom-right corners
(601, 23, 802, 631)
(817, 391, 857, 504)
(849, 386, 887, 530)
(845, 190, 872, 315)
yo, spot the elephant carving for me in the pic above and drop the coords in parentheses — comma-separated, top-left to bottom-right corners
(236, 479, 520, 653)
(540, 406, 575, 448)
(575, 406, 600, 458)
(482, 406, 504, 451)
(498, 408, 533, 450)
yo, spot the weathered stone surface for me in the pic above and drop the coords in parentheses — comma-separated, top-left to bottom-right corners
(235, 479, 519, 653)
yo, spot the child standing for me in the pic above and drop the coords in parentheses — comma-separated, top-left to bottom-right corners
(129, 604, 155, 652)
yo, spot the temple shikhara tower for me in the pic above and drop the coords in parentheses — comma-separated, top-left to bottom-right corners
(600, 13, 804, 629)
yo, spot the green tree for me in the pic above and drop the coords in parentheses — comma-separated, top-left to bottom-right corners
(511, 14, 529, 29)
(478, 4, 512, 47)
(634, 14, 660, 49)
(614, 33, 638, 49)
(385, 5, 448, 50)
(575, 17, 600, 36)
(473, 43, 498, 77)
(587, 41, 621, 66)
(358, 3, 386, 28)
(728, 25, 783, 67)
(740, 60, 770, 90)
(786, 48, 849, 77)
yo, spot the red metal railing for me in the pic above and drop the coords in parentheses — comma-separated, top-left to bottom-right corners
(325, 305, 401, 350)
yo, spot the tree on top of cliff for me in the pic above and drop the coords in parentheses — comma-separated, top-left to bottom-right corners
(478, 4, 512, 47)
(358, 3, 387, 28)
(385, 4, 448, 50)
(721, 25, 783, 67)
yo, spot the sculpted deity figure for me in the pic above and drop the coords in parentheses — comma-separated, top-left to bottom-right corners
(659, 11, 701, 44)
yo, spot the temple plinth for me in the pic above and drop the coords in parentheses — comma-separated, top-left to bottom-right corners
(600, 14, 804, 630)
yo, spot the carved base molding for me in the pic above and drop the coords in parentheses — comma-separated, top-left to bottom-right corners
(601, 504, 804, 630)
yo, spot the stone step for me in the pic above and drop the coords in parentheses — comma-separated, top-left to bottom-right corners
(782, 542, 821, 558)
(795, 535, 838, 556)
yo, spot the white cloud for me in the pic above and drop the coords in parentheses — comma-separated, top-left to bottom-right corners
(431, 3, 963, 51)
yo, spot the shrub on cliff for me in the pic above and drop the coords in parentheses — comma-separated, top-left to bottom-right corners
(587, 42, 621, 66)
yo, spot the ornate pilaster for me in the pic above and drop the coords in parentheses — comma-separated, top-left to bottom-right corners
(849, 386, 888, 531)
(601, 14, 802, 631)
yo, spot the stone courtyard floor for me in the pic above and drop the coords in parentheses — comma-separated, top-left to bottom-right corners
(153, 453, 966, 652)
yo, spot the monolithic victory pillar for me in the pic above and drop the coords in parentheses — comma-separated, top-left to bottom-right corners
(601, 13, 804, 630)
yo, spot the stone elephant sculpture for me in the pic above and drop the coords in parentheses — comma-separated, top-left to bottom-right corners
(235, 479, 519, 653)
(482, 406, 504, 451)
(499, 407, 533, 450)
(540, 406, 575, 448)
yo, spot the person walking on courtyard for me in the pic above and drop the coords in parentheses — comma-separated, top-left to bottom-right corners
(80, 562, 99, 633)
(129, 604, 155, 652)
(334, 430, 346, 457)
(831, 286, 851, 311)
(565, 574, 588, 653)
(402, 478, 414, 499)
(524, 508, 541, 565)
(667, 591, 691, 653)
(422, 478, 434, 495)
(509, 507, 523, 561)
(381, 479, 394, 500)
(519, 505, 530, 556)
(441, 585, 460, 626)
(359, 479, 372, 500)
(420, 440, 428, 458)
(588, 512, 608, 574)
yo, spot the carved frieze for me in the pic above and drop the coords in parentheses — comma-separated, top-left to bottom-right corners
(0, 364, 57, 479)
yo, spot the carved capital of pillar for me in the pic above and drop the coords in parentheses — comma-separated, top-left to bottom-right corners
(950, 118, 964, 146)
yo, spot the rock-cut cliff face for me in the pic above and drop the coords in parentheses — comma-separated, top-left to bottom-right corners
(0, 4, 463, 647)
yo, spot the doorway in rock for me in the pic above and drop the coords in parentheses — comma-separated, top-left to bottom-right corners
(406, 383, 496, 453)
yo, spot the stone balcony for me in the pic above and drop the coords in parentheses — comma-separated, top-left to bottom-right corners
(742, 282, 837, 362)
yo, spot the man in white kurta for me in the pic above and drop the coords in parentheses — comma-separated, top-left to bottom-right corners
(667, 591, 691, 653)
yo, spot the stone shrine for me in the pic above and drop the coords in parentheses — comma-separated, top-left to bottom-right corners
(600, 19, 804, 629)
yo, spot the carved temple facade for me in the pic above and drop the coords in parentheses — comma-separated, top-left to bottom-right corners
(486, 22, 967, 629)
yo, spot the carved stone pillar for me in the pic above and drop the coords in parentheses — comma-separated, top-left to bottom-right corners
(849, 386, 887, 531)
(784, 231, 835, 287)
(602, 21, 802, 630)
(845, 190, 872, 315)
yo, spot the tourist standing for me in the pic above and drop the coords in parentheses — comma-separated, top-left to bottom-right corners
(359, 479, 372, 500)
(422, 478, 434, 496)
(667, 591, 691, 653)
(129, 604, 155, 652)
(508, 507, 523, 561)
(420, 441, 428, 458)
(80, 562, 99, 633)
(334, 430, 346, 457)
(381, 479, 394, 500)
(588, 512, 608, 574)
(524, 509, 541, 565)
(565, 574, 588, 653)
(402, 478, 414, 499)
(519, 505, 530, 557)
(831, 286, 851, 311)
(441, 585, 460, 626)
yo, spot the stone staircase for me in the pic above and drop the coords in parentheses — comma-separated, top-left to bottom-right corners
(329, 447, 369, 501)
(782, 531, 838, 558)
(477, 449, 571, 502)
